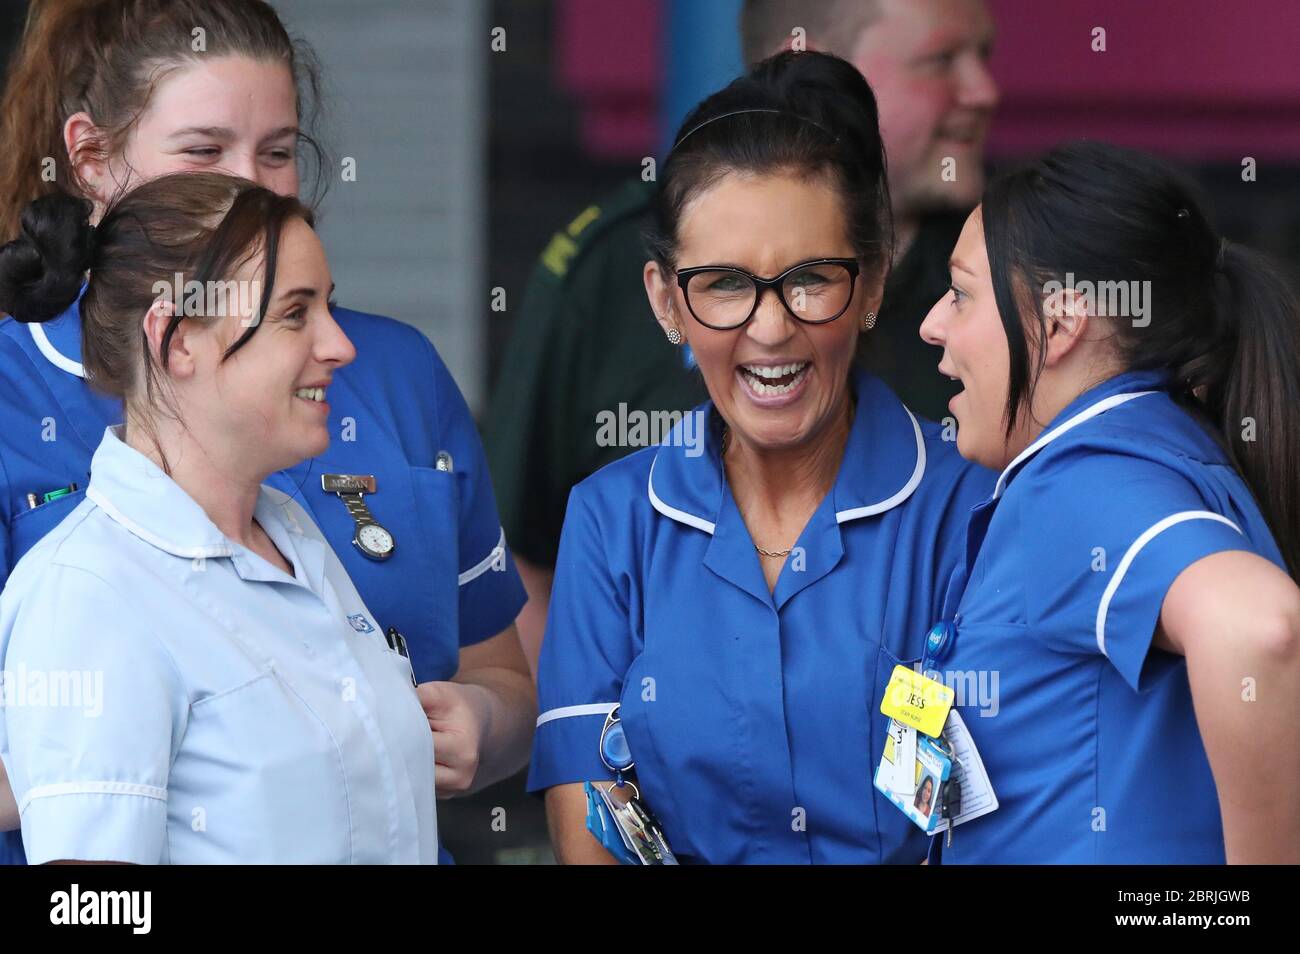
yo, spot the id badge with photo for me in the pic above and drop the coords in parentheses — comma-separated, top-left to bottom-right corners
(874, 721, 951, 833)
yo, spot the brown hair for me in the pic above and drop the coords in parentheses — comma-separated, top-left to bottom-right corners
(0, 0, 324, 243)
(0, 173, 313, 433)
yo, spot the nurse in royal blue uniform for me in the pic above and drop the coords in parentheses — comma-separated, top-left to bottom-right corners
(0, 0, 534, 861)
(918, 142, 1300, 863)
(529, 53, 993, 864)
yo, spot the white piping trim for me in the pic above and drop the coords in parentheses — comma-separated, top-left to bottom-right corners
(19, 780, 167, 813)
(836, 407, 927, 522)
(536, 702, 618, 727)
(86, 485, 232, 559)
(994, 391, 1157, 499)
(647, 455, 716, 534)
(28, 322, 85, 378)
(1095, 510, 1242, 656)
(459, 526, 507, 586)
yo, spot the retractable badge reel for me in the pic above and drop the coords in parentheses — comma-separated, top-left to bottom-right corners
(582, 705, 678, 864)
(872, 621, 999, 846)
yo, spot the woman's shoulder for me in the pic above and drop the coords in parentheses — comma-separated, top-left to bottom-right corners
(330, 305, 440, 373)
(1, 498, 139, 624)
(569, 443, 662, 516)
(1033, 391, 1233, 483)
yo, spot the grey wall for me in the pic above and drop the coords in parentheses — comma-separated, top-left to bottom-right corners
(273, 0, 488, 409)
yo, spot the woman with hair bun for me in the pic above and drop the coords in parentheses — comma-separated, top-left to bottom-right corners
(0, 0, 535, 862)
(0, 173, 440, 864)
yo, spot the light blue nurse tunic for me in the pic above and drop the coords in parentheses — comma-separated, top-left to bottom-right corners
(0, 299, 527, 864)
(931, 369, 1286, 864)
(0, 426, 438, 864)
(528, 369, 995, 863)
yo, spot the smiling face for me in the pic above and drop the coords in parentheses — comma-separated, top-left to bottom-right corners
(920, 207, 1035, 470)
(645, 170, 881, 453)
(90, 55, 300, 208)
(177, 216, 355, 476)
(849, 0, 998, 215)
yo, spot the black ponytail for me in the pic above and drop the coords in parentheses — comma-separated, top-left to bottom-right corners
(1209, 240, 1300, 577)
(0, 192, 95, 323)
(983, 141, 1300, 577)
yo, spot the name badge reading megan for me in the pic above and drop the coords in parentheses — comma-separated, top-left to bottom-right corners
(321, 474, 396, 561)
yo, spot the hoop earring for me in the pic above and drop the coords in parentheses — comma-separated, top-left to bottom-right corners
(665, 327, 682, 345)
(863, 311, 877, 330)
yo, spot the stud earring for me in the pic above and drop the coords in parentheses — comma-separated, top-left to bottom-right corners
(863, 311, 877, 330)
(665, 327, 682, 345)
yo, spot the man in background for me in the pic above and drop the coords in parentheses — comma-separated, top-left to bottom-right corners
(487, 0, 999, 672)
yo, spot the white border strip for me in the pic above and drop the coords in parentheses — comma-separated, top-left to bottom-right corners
(29, 323, 86, 378)
(459, 526, 507, 586)
(20, 780, 167, 814)
(995, 391, 1156, 499)
(87, 486, 232, 560)
(647, 456, 716, 534)
(837, 407, 927, 522)
(536, 702, 618, 727)
(1095, 510, 1242, 656)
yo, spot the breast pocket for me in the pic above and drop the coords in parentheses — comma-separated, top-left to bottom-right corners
(166, 668, 352, 864)
(9, 490, 85, 566)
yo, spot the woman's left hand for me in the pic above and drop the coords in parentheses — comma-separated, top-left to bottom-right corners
(416, 624, 537, 798)
(417, 679, 491, 797)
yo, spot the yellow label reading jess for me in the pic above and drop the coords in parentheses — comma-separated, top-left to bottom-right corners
(880, 665, 954, 738)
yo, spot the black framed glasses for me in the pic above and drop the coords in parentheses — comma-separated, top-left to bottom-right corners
(675, 257, 860, 331)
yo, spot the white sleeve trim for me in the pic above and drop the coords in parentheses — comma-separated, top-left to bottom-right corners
(536, 702, 618, 727)
(1095, 510, 1242, 656)
(459, 527, 507, 586)
(19, 780, 168, 814)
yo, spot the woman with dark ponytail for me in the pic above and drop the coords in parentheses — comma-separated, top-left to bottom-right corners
(0, 0, 535, 861)
(919, 140, 1300, 863)
(0, 173, 442, 863)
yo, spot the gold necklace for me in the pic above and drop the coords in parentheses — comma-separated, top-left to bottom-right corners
(722, 425, 795, 558)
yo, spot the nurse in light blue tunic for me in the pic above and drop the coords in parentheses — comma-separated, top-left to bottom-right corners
(0, 173, 437, 863)
(2, 428, 437, 863)
(0, 0, 533, 863)
(529, 53, 994, 864)
(918, 142, 1300, 864)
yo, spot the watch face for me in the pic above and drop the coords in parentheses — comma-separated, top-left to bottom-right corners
(356, 523, 395, 559)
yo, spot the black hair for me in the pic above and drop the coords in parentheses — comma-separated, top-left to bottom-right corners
(645, 51, 892, 281)
(983, 140, 1300, 576)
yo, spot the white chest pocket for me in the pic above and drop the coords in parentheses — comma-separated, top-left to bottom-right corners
(165, 668, 353, 864)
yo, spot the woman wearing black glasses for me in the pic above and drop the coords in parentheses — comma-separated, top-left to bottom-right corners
(527, 52, 994, 864)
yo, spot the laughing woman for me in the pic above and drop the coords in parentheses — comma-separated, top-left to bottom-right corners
(0, 174, 437, 863)
(528, 52, 994, 864)
(919, 142, 1300, 863)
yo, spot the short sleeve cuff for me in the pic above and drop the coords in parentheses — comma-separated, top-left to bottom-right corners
(1098, 511, 1248, 691)
(457, 532, 527, 646)
(526, 708, 618, 793)
(21, 786, 167, 864)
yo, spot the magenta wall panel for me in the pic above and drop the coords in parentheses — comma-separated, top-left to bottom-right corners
(986, 0, 1300, 160)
